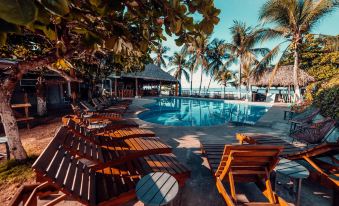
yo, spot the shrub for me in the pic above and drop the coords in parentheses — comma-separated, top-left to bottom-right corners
(313, 85, 339, 121)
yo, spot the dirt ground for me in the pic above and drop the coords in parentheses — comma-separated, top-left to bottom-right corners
(0, 118, 62, 206)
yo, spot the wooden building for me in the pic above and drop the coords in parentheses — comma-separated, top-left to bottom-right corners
(107, 64, 178, 98)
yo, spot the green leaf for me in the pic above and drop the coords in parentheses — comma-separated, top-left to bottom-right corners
(36, 3, 52, 24)
(89, 0, 102, 7)
(41, 0, 70, 16)
(43, 28, 57, 40)
(0, 0, 37, 25)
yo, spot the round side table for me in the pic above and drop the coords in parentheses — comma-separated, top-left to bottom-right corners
(136, 172, 179, 206)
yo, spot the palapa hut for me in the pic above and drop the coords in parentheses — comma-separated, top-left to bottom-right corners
(249, 65, 315, 87)
(248, 65, 315, 102)
(108, 64, 178, 97)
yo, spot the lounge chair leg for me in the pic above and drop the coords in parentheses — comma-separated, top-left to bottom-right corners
(228, 171, 237, 203)
(295, 178, 302, 206)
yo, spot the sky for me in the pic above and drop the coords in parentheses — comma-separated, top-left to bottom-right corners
(160, 0, 339, 89)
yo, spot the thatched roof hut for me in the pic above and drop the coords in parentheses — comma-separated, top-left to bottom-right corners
(110, 64, 177, 83)
(249, 65, 315, 87)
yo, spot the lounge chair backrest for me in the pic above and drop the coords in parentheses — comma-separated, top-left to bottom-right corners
(315, 118, 336, 143)
(71, 103, 84, 116)
(80, 101, 96, 111)
(92, 98, 101, 107)
(215, 145, 283, 179)
(66, 118, 90, 136)
(292, 106, 320, 122)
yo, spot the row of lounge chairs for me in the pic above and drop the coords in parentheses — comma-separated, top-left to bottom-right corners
(10, 97, 190, 206)
(201, 105, 338, 206)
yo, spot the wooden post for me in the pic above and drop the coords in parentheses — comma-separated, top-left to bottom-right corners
(24, 93, 30, 129)
(69, 68, 77, 104)
(114, 78, 118, 97)
(135, 78, 138, 98)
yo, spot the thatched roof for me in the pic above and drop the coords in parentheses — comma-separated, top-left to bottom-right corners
(249, 65, 315, 87)
(109, 64, 177, 82)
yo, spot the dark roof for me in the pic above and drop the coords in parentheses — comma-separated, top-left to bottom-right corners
(109, 64, 177, 82)
(249, 65, 315, 87)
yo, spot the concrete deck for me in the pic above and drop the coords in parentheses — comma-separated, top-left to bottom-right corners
(123, 98, 333, 206)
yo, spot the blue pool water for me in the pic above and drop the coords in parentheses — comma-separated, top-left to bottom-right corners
(138, 97, 270, 126)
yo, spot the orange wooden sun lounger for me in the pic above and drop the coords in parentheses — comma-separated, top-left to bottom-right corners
(201, 143, 288, 206)
(236, 133, 339, 188)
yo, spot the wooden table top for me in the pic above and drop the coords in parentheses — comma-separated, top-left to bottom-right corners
(136, 172, 179, 206)
(275, 158, 309, 179)
(11, 103, 31, 108)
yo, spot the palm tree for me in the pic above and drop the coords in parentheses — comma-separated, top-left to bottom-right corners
(206, 39, 230, 92)
(153, 44, 170, 69)
(168, 51, 190, 96)
(215, 69, 236, 97)
(224, 20, 272, 100)
(259, 0, 338, 100)
(186, 32, 210, 95)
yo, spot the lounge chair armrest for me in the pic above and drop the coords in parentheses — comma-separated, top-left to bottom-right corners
(289, 120, 303, 124)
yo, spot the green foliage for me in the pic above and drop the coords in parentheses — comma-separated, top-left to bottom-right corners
(281, 34, 339, 81)
(0, 0, 37, 25)
(0, 0, 221, 76)
(168, 50, 190, 82)
(313, 85, 339, 121)
(41, 0, 70, 16)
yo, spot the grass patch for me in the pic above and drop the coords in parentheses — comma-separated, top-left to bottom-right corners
(0, 155, 37, 186)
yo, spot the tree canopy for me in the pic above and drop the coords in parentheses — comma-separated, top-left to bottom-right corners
(0, 0, 220, 75)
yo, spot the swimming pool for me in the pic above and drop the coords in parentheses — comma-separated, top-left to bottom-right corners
(138, 97, 270, 126)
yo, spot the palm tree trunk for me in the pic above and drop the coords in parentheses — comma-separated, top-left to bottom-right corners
(0, 89, 28, 160)
(207, 76, 212, 92)
(239, 62, 242, 100)
(224, 85, 226, 99)
(190, 69, 193, 96)
(198, 66, 203, 95)
(157, 55, 161, 68)
(293, 49, 301, 101)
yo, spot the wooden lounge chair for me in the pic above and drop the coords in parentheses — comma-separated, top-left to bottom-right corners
(62, 115, 139, 135)
(290, 118, 336, 144)
(44, 126, 172, 169)
(65, 116, 155, 141)
(80, 101, 125, 114)
(63, 117, 155, 141)
(92, 98, 128, 111)
(28, 127, 189, 206)
(201, 144, 288, 206)
(71, 103, 122, 120)
(99, 96, 131, 108)
(289, 107, 320, 133)
(236, 133, 339, 188)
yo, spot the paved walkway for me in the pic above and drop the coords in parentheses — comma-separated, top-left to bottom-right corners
(124, 98, 333, 206)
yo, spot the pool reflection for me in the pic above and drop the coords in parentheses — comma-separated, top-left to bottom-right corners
(138, 98, 269, 126)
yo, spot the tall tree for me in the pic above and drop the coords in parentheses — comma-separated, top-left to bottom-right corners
(224, 20, 272, 100)
(0, 0, 220, 160)
(168, 51, 190, 95)
(214, 69, 236, 96)
(206, 39, 230, 92)
(259, 0, 338, 101)
(153, 44, 170, 69)
(186, 32, 210, 95)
